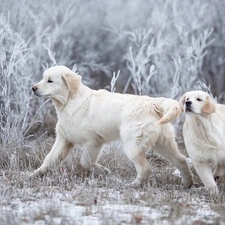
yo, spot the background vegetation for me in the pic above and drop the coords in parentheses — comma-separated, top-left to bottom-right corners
(0, 0, 225, 224)
(1, 0, 225, 138)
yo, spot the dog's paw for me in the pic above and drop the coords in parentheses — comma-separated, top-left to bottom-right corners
(129, 178, 143, 188)
(29, 169, 44, 179)
(23, 171, 33, 179)
(92, 163, 110, 175)
(100, 166, 111, 175)
(206, 186, 219, 195)
(181, 170, 194, 188)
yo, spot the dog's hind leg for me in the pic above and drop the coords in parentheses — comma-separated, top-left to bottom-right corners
(122, 140, 151, 186)
(153, 138, 193, 188)
(31, 132, 74, 177)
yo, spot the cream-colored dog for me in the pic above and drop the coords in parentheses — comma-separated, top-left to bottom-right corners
(31, 66, 193, 187)
(180, 90, 225, 190)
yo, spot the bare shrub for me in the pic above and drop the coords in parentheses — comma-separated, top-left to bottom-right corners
(0, 0, 223, 137)
(0, 16, 32, 148)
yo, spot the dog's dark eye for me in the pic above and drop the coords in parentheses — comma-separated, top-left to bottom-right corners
(196, 98, 202, 101)
(186, 98, 189, 101)
(47, 80, 53, 83)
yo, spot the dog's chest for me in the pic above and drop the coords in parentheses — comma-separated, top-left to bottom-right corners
(58, 116, 86, 144)
(184, 117, 225, 157)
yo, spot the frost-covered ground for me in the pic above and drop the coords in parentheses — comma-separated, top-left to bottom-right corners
(0, 142, 225, 225)
(1, 197, 221, 225)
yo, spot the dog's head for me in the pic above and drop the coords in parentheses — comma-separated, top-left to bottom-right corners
(179, 90, 216, 115)
(32, 66, 81, 107)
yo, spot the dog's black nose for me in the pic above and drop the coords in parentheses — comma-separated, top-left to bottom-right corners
(185, 101, 192, 106)
(32, 86, 37, 92)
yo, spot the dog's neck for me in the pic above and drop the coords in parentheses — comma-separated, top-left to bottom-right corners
(185, 113, 216, 131)
(51, 83, 91, 112)
(185, 113, 222, 150)
(51, 96, 68, 110)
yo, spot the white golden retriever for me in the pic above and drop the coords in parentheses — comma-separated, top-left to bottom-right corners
(31, 66, 193, 187)
(179, 90, 225, 190)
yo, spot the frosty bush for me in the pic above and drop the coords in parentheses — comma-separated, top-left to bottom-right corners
(0, 16, 31, 147)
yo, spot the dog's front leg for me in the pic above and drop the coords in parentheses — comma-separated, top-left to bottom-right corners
(194, 162, 218, 192)
(31, 132, 74, 177)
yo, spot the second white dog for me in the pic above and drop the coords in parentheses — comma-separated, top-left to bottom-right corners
(31, 66, 193, 187)
(180, 90, 225, 190)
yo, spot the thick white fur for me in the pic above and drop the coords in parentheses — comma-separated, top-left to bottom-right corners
(32, 66, 193, 187)
(180, 90, 225, 191)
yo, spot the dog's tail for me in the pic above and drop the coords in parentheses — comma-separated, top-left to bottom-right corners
(154, 99, 181, 125)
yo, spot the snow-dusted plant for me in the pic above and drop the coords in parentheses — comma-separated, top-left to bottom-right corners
(124, 29, 160, 96)
(0, 16, 40, 148)
(110, 70, 120, 93)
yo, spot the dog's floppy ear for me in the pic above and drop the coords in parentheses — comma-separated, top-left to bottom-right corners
(62, 73, 81, 94)
(179, 94, 186, 112)
(201, 95, 216, 114)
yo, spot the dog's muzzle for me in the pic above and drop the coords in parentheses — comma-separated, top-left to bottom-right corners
(185, 101, 192, 112)
(32, 86, 40, 96)
(32, 86, 37, 92)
